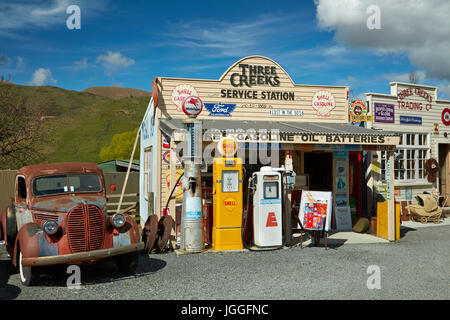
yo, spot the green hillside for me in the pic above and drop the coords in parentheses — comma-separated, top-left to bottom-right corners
(0, 83, 150, 167)
(82, 86, 151, 99)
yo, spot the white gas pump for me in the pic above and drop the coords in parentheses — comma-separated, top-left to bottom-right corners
(244, 166, 296, 249)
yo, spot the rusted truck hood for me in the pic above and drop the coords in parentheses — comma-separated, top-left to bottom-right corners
(30, 196, 107, 213)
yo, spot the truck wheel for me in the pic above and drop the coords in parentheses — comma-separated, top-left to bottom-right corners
(18, 250, 40, 286)
(116, 252, 139, 275)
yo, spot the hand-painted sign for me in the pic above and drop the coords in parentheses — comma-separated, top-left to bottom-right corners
(311, 90, 336, 116)
(397, 87, 433, 112)
(350, 115, 374, 122)
(182, 96, 203, 117)
(442, 108, 450, 126)
(400, 115, 422, 125)
(434, 123, 439, 136)
(171, 84, 199, 112)
(374, 103, 395, 123)
(349, 100, 367, 116)
(229, 64, 280, 87)
(269, 109, 304, 117)
(204, 102, 236, 116)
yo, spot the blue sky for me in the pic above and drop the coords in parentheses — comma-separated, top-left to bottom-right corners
(1, 0, 450, 100)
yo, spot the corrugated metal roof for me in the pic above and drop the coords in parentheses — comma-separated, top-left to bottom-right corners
(160, 118, 398, 137)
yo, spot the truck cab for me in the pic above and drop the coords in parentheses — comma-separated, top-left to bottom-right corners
(0, 162, 144, 286)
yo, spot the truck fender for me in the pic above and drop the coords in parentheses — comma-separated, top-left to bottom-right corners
(113, 215, 141, 248)
(12, 223, 42, 268)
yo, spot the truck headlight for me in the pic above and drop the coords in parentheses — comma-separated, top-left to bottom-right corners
(43, 220, 59, 235)
(111, 213, 126, 228)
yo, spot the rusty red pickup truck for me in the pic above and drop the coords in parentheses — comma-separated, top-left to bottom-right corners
(0, 162, 144, 286)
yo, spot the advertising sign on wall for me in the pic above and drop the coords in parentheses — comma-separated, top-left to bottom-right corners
(374, 103, 395, 123)
(335, 158, 347, 193)
(204, 102, 236, 116)
(298, 191, 333, 231)
(400, 115, 422, 125)
(311, 90, 336, 117)
(171, 84, 199, 112)
(442, 108, 450, 126)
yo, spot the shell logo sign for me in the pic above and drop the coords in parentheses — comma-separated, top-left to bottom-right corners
(218, 137, 238, 157)
(312, 90, 336, 116)
(171, 84, 199, 112)
(223, 196, 237, 211)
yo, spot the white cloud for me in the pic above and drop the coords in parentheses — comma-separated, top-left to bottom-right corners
(96, 51, 135, 70)
(16, 56, 25, 69)
(315, 0, 450, 80)
(73, 57, 88, 70)
(160, 14, 310, 58)
(28, 68, 57, 86)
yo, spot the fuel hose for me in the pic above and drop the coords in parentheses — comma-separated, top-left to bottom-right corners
(163, 172, 184, 216)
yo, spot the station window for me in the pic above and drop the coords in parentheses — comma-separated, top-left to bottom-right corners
(381, 133, 429, 182)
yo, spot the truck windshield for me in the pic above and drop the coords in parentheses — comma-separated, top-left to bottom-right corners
(33, 174, 102, 196)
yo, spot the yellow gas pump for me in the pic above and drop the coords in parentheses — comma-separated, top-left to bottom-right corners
(212, 138, 243, 250)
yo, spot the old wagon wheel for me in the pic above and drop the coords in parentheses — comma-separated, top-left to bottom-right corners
(434, 217, 440, 224)
(143, 215, 158, 253)
(420, 217, 427, 224)
(157, 215, 174, 253)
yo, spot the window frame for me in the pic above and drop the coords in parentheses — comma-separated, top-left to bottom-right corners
(381, 133, 430, 184)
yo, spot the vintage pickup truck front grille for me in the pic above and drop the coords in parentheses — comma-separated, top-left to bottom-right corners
(67, 204, 105, 253)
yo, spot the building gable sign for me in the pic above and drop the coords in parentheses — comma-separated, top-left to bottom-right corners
(159, 56, 348, 122)
(397, 86, 433, 112)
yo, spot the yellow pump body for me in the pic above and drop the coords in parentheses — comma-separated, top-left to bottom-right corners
(212, 157, 244, 250)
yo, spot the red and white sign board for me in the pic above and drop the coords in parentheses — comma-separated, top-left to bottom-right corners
(171, 84, 199, 112)
(312, 90, 336, 116)
(182, 95, 203, 117)
(442, 108, 450, 126)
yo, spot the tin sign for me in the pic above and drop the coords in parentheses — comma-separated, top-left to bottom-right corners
(171, 84, 199, 112)
(442, 108, 450, 126)
(311, 90, 336, 116)
(349, 100, 368, 123)
(374, 103, 395, 123)
(204, 102, 236, 116)
(182, 96, 203, 117)
(400, 115, 422, 125)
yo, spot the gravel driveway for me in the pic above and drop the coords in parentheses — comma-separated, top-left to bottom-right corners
(1, 224, 449, 300)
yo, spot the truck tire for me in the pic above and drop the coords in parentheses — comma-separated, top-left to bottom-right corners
(18, 248, 40, 286)
(116, 252, 139, 275)
(6, 206, 17, 246)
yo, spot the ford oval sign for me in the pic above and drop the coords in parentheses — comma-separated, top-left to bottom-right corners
(182, 95, 203, 117)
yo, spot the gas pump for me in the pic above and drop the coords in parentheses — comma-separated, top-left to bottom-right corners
(243, 166, 296, 249)
(212, 138, 244, 250)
